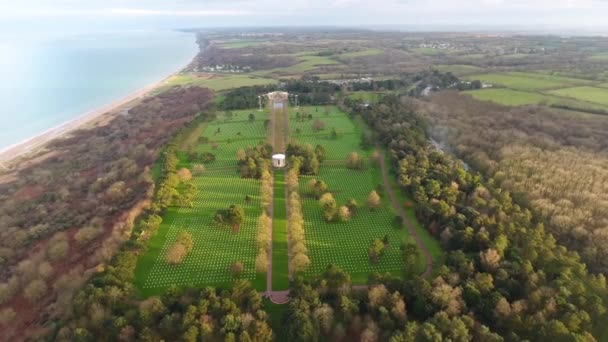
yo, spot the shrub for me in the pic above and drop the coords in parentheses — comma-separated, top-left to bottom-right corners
(24, 279, 47, 302)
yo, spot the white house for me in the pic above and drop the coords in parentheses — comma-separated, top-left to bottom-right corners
(272, 154, 286, 168)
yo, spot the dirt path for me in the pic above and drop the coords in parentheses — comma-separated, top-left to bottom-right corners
(377, 148, 434, 278)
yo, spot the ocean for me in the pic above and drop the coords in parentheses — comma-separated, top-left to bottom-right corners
(0, 30, 198, 150)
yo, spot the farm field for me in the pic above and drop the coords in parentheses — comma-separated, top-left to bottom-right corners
(464, 72, 591, 91)
(547, 86, 608, 106)
(162, 73, 277, 92)
(465, 88, 551, 106)
(338, 48, 384, 59)
(255, 54, 342, 77)
(434, 64, 485, 76)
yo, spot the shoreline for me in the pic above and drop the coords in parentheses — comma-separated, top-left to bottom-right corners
(0, 63, 189, 166)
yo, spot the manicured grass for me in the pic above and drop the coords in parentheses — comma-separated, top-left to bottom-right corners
(464, 72, 591, 91)
(338, 49, 384, 59)
(547, 86, 608, 106)
(263, 299, 288, 333)
(288, 105, 365, 160)
(299, 165, 420, 283)
(272, 171, 289, 290)
(434, 64, 485, 76)
(191, 110, 270, 168)
(134, 171, 265, 296)
(162, 73, 277, 92)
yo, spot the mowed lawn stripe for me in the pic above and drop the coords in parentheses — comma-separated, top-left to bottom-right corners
(271, 171, 290, 290)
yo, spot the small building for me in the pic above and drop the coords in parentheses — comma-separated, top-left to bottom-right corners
(272, 154, 286, 168)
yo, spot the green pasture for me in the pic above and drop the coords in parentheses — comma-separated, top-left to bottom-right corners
(134, 171, 265, 296)
(464, 72, 591, 91)
(162, 73, 277, 92)
(218, 40, 269, 49)
(434, 64, 485, 76)
(255, 55, 341, 76)
(338, 49, 384, 59)
(547, 86, 608, 106)
(412, 47, 444, 55)
(589, 53, 608, 61)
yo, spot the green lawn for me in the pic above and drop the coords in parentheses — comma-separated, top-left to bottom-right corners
(338, 49, 384, 59)
(134, 109, 273, 296)
(547, 86, 608, 106)
(134, 171, 265, 296)
(299, 165, 421, 283)
(291, 107, 435, 283)
(272, 171, 289, 290)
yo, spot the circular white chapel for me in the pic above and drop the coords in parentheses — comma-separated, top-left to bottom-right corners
(272, 154, 286, 168)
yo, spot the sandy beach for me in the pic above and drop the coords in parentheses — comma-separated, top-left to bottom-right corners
(0, 69, 181, 166)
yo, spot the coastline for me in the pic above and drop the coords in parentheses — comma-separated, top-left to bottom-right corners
(0, 63, 188, 166)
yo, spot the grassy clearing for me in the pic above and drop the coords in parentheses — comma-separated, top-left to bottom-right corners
(162, 73, 277, 92)
(464, 72, 591, 91)
(434, 64, 485, 76)
(598, 83, 608, 89)
(547, 86, 608, 106)
(134, 171, 265, 296)
(338, 49, 384, 59)
(272, 171, 289, 290)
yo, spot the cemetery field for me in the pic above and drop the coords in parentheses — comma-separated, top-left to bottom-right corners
(134, 171, 266, 296)
(290, 106, 425, 283)
(134, 109, 272, 296)
(299, 165, 422, 283)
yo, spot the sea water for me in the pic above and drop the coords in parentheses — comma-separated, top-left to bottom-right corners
(0, 30, 198, 150)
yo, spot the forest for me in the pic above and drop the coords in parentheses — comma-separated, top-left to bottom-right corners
(422, 92, 608, 274)
(0, 86, 215, 340)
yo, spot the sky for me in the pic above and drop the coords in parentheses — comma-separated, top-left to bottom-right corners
(1, 0, 608, 34)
